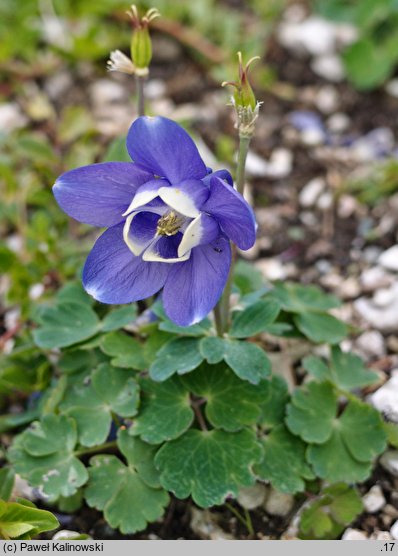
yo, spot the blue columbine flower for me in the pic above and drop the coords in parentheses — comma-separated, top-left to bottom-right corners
(53, 116, 256, 326)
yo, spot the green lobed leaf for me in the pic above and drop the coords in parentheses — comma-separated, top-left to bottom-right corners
(33, 302, 100, 349)
(384, 422, 398, 448)
(229, 299, 281, 338)
(130, 377, 193, 444)
(155, 429, 262, 508)
(307, 400, 386, 483)
(8, 415, 88, 498)
(343, 37, 395, 90)
(100, 332, 147, 370)
(329, 346, 379, 390)
(181, 363, 269, 432)
(101, 305, 138, 332)
(233, 260, 264, 294)
(149, 337, 204, 381)
(143, 329, 175, 365)
(293, 312, 348, 344)
(269, 282, 341, 313)
(338, 399, 387, 462)
(299, 483, 363, 540)
(286, 381, 338, 443)
(0, 468, 15, 501)
(60, 363, 139, 447)
(255, 425, 314, 494)
(0, 499, 59, 540)
(258, 375, 290, 428)
(199, 337, 271, 384)
(159, 318, 212, 337)
(85, 430, 169, 534)
(302, 355, 330, 381)
(56, 282, 93, 306)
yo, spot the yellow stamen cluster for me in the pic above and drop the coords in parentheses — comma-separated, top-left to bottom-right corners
(156, 212, 183, 236)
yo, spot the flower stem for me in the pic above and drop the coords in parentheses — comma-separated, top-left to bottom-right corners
(75, 441, 117, 458)
(214, 133, 252, 333)
(136, 74, 146, 116)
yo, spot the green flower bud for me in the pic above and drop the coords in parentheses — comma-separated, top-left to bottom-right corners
(222, 52, 262, 137)
(131, 26, 152, 75)
(127, 5, 160, 76)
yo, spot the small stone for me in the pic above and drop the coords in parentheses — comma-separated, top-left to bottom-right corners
(0, 103, 27, 133)
(312, 55, 345, 82)
(362, 485, 386, 513)
(237, 484, 268, 510)
(374, 287, 396, 307)
(144, 79, 167, 100)
(90, 79, 126, 109)
(246, 149, 293, 179)
(301, 128, 326, 146)
(338, 277, 361, 300)
(342, 528, 368, 540)
(379, 246, 398, 272)
(370, 531, 393, 540)
(391, 520, 398, 540)
(370, 372, 398, 422)
(264, 489, 294, 517)
(317, 191, 333, 210)
(327, 113, 351, 133)
(360, 267, 393, 292)
(29, 283, 45, 301)
(315, 85, 339, 114)
(386, 79, 398, 98)
(356, 330, 385, 358)
(384, 504, 398, 519)
(12, 475, 36, 501)
(255, 258, 288, 281)
(380, 451, 398, 477)
(355, 286, 398, 331)
(387, 336, 398, 354)
(45, 71, 73, 100)
(53, 531, 91, 541)
(278, 16, 337, 56)
(190, 508, 233, 540)
(299, 177, 326, 208)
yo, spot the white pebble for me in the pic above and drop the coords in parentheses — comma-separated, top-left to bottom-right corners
(356, 330, 385, 358)
(370, 371, 398, 422)
(312, 54, 345, 82)
(0, 103, 27, 133)
(362, 485, 386, 513)
(237, 484, 268, 510)
(342, 528, 368, 540)
(391, 520, 398, 540)
(379, 246, 398, 272)
(264, 489, 294, 517)
(299, 177, 326, 208)
(380, 451, 398, 477)
(327, 113, 351, 133)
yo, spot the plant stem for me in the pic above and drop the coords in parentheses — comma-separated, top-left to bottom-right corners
(213, 303, 224, 337)
(75, 441, 117, 458)
(214, 133, 252, 333)
(225, 502, 254, 537)
(235, 135, 251, 196)
(190, 395, 208, 431)
(136, 74, 146, 116)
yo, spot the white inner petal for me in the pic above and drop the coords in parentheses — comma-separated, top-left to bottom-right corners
(122, 187, 160, 216)
(178, 215, 203, 258)
(158, 186, 200, 218)
(142, 238, 191, 264)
